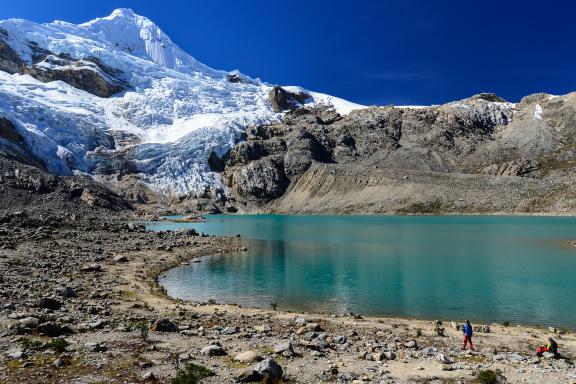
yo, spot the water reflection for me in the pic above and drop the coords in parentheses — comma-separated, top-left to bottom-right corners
(156, 215, 576, 328)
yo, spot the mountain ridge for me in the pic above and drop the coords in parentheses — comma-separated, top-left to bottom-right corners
(1, 9, 576, 215)
(0, 8, 358, 198)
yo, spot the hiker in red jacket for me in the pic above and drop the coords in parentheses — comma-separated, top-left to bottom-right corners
(462, 319, 473, 350)
(537, 338, 559, 358)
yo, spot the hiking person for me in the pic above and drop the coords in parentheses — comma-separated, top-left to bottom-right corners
(462, 319, 473, 350)
(537, 337, 559, 358)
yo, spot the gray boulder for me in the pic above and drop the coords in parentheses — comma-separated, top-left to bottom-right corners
(255, 357, 283, 380)
(151, 318, 178, 333)
(201, 345, 227, 356)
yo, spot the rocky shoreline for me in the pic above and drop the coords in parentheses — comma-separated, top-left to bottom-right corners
(1, 212, 575, 384)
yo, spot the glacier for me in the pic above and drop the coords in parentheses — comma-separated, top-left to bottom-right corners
(0, 8, 364, 196)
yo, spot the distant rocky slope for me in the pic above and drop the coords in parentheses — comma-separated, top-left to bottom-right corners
(217, 92, 576, 214)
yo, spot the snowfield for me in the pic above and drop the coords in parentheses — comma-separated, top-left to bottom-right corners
(0, 8, 365, 195)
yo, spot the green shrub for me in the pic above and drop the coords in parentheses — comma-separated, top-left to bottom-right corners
(476, 369, 505, 384)
(171, 363, 214, 384)
(20, 338, 44, 350)
(133, 320, 150, 341)
(502, 321, 510, 327)
(47, 338, 68, 353)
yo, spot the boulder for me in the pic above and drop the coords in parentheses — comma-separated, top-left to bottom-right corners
(201, 345, 227, 356)
(19, 317, 39, 328)
(372, 352, 385, 361)
(235, 368, 263, 383)
(305, 322, 323, 332)
(37, 297, 62, 310)
(273, 341, 294, 354)
(113, 254, 128, 263)
(81, 263, 102, 273)
(142, 371, 156, 381)
(151, 319, 178, 333)
(404, 340, 418, 349)
(437, 353, 453, 364)
(384, 351, 397, 360)
(37, 322, 64, 337)
(84, 342, 107, 352)
(60, 287, 77, 298)
(234, 351, 261, 363)
(255, 357, 283, 380)
(254, 324, 272, 333)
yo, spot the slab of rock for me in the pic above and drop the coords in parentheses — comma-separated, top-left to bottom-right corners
(19, 317, 39, 328)
(273, 341, 294, 354)
(420, 346, 438, 356)
(236, 368, 263, 383)
(404, 340, 418, 349)
(142, 371, 156, 381)
(234, 351, 261, 363)
(372, 352, 385, 361)
(37, 297, 62, 310)
(81, 263, 102, 273)
(305, 322, 322, 331)
(84, 342, 107, 352)
(254, 324, 272, 333)
(384, 351, 397, 360)
(113, 254, 128, 263)
(294, 317, 307, 327)
(7, 349, 25, 359)
(437, 353, 453, 364)
(60, 287, 77, 298)
(201, 345, 227, 356)
(255, 357, 283, 380)
(37, 322, 64, 337)
(151, 318, 178, 332)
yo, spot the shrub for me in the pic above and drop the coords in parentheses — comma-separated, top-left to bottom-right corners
(47, 338, 68, 353)
(476, 369, 506, 384)
(20, 338, 44, 350)
(502, 321, 510, 327)
(133, 320, 150, 341)
(434, 326, 445, 337)
(171, 363, 214, 384)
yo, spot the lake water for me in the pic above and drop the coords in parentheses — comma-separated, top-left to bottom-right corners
(151, 215, 576, 328)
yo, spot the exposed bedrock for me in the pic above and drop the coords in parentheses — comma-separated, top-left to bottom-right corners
(0, 28, 127, 97)
(221, 92, 576, 214)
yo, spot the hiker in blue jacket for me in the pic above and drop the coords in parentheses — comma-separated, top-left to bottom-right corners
(462, 319, 474, 350)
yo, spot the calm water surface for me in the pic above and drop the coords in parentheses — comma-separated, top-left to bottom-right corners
(151, 215, 576, 328)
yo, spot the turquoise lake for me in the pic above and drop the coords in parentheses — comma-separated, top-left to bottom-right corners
(152, 215, 576, 328)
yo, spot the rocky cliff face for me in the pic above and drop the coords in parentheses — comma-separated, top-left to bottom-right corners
(219, 91, 576, 214)
(0, 27, 127, 98)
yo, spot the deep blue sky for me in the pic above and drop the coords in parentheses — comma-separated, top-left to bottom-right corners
(1, 0, 575, 105)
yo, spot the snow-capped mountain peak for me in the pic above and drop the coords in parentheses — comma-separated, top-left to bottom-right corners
(0, 9, 364, 196)
(76, 8, 218, 76)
